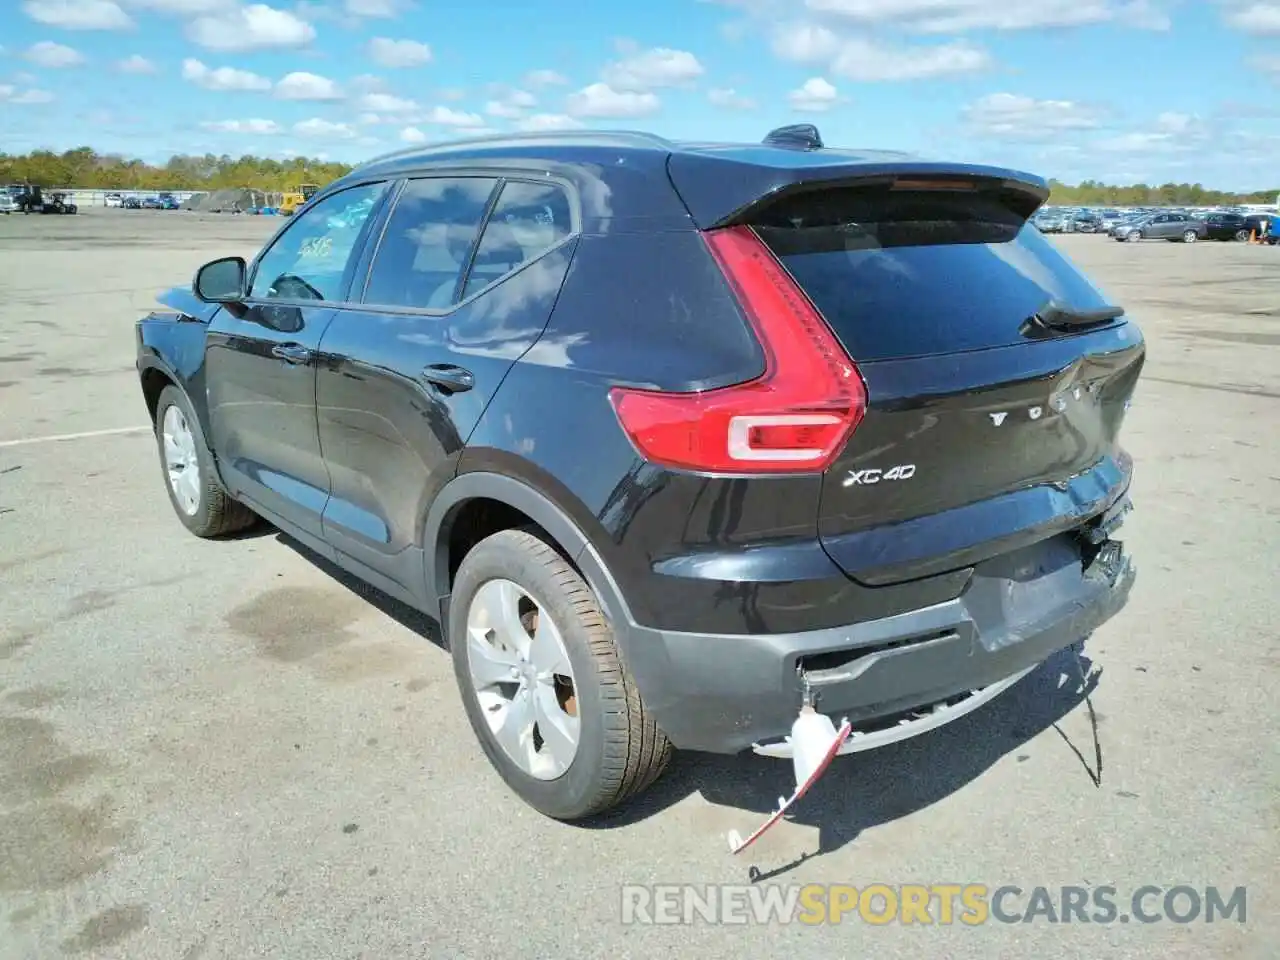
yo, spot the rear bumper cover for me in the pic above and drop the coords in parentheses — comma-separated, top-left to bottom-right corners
(621, 533, 1135, 754)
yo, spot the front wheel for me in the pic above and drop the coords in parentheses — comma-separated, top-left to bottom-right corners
(153, 385, 258, 538)
(450, 528, 672, 820)
(1127, 230, 1143, 242)
(1183, 230, 1198, 243)
(1236, 229, 1250, 242)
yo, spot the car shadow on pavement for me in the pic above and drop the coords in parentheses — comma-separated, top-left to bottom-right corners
(273, 531, 445, 648)
(585, 642, 1104, 872)
(265, 524, 1103, 871)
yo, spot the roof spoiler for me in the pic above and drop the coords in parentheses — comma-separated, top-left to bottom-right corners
(666, 152, 1051, 230)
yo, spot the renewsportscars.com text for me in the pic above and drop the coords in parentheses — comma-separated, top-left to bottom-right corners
(620, 883, 1248, 926)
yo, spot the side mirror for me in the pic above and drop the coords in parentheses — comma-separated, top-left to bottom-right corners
(194, 256, 247, 303)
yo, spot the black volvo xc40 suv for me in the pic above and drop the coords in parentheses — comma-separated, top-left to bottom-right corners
(136, 124, 1142, 820)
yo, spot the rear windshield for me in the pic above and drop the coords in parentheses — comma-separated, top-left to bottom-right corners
(753, 187, 1117, 361)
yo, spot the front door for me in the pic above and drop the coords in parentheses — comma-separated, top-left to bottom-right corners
(205, 180, 391, 537)
(314, 175, 577, 594)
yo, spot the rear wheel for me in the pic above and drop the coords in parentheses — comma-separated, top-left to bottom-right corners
(1183, 230, 1198, 243)
(153, 385, 257, 538)
(450, 528, 672, 820)
(1236, 229, 1249, 242)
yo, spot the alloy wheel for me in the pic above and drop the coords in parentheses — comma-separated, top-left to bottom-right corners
(161, 404, 201, 516)
(465, 578, 580, 780)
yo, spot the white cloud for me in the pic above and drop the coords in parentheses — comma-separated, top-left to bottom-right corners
(1093, 112, 1211, 153)
(708, 87, 756, 110)
(833, 36, 990, 80)
(1095, 131, 1171, 152)
(357, 91, 418, 112)
(1249, 52, 1280, 75)
(566, 82, 660, 118)
(121, 0, 228, 12)
(771, 22, 991, 79)
(525, 68, 568, 87)
(963, 92, 1104, 139)
(801, 0, 1166, 33)
(399, 125, 428, 142)
(1226, 2, 1280, 33)
(787, 76, 840, 111)
(485, 99, 522, 119)
(367, 36, 431, 67)
(22, 0, 132, 29)
(772, 21, 841, 61)
(293, 117, 355, 138)
(201, 118, 281, 134)
(115, 54, 157, 73)
(424, 105, 485, 126)
(275, 71, 342, 100)
(485, 88, 537, 118)
(182, 58, 272, 91)
(515, 112, 584, 131)
(601, 47, 704, 90)
(25, 41, 85, 67)
(187, 3, 315, 52)
(344, 0, 402, 16)
(1154, 111, 1195, 133)
(0, 84, 56, 104)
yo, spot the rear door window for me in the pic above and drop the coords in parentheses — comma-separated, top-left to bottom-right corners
(753, 186, 1116, 361)
(461, 180, 573, 299)
(362, 177, 500, 310)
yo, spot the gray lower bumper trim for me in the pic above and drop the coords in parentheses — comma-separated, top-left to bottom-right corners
(751, 664, 1038, 759)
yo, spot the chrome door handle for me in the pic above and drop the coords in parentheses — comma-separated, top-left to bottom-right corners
(271, 343, 311, 365)
(420, 363, 474, 393)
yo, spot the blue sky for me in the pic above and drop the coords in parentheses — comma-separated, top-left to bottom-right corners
(3, 0, 1280, 189)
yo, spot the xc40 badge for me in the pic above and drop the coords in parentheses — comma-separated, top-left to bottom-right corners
(843, 465, 916, 487)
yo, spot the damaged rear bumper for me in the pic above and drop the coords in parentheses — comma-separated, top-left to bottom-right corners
(621, 532, 1136, 755)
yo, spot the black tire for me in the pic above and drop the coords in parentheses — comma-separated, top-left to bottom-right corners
(153, 384, 257, 538)
(1236, 229, 1250, 242)
(450, 528, 672, 820)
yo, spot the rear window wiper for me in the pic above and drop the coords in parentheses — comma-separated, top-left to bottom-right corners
(1021, 300, 1124, 338)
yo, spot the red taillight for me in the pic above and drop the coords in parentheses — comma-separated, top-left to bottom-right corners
(608, 224, 867, 474)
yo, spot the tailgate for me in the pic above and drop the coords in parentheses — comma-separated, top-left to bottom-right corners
(743, 174, 1145, 584)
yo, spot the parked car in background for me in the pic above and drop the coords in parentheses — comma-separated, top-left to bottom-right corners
(1065, 213, 1101, 233)
(1112, 211, 1206, 242)
(142, 197, 163, 209)
(1198, 212, 1250, 241)
(105, 193, 123, 208)
(0, 194, 17, 214)
(134, 124, 1142, 820)
(123, 196, 143, 209)
(1032, 210, 1066, 232)
(158, 193, 180, 210)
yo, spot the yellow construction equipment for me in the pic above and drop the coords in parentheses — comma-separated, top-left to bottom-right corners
(280, 183, 319, 216)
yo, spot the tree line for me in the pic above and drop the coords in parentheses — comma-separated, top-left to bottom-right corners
(0, 147, 354, 192)
(1046, 179, 1277, 207)
(1, 148, 1276, 207)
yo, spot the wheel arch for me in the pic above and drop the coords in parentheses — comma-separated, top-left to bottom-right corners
(423, 471, 636, 637)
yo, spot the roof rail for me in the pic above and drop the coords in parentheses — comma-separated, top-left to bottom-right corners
(355, 129, 675, 169)
(762, 124, 824, 150)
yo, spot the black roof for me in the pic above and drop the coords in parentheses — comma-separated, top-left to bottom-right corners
(334, 126, 1048, 230)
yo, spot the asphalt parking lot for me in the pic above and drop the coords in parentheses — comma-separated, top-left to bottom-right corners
(1, 209, 1277, 959)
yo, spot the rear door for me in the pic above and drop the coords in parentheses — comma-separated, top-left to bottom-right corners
(314, 175, 578, 591)
(747, 180, 1145, 584)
